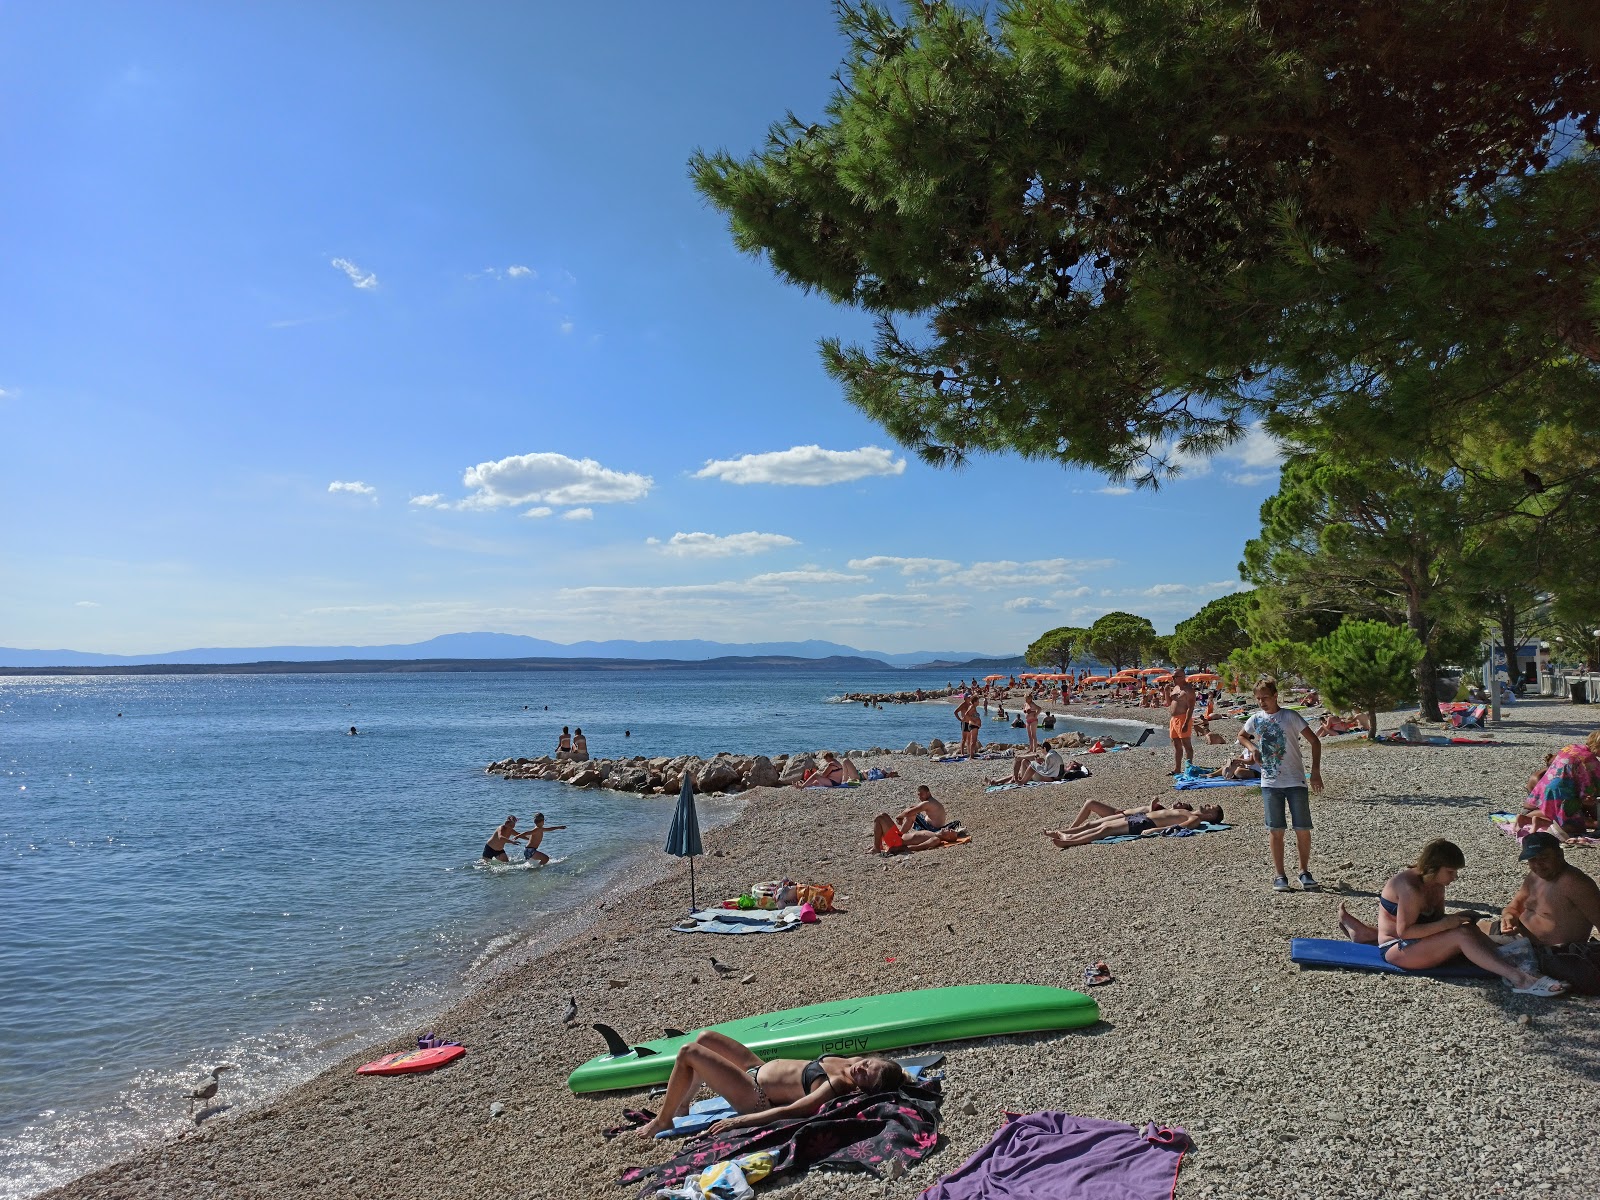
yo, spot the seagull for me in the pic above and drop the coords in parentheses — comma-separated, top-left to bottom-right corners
(187, 1064, 235, 1114)
(709, 956, 736, 978)
(561, 996, 578, 1026)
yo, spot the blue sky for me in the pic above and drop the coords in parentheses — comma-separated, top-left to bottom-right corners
(0, 2, 1280, 656)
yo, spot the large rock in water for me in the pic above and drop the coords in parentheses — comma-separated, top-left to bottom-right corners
(697, 761, 741, 794)
(746, 755, 780, 788)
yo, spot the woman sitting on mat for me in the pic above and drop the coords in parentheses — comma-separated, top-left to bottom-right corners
(636, 1032, 905, 1138)
(1336, 838, 1568, 996)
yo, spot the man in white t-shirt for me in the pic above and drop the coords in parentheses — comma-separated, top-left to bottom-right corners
(1238, 676, 1324, 893)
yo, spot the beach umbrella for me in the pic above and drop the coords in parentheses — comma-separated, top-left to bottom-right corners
(1188, 672, 1220, 682)
(665, 772, 704, 912)
(984, 674, 1006, 681)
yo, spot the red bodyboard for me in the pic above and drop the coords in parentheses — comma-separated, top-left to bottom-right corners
(356, 1045, 466, 1076)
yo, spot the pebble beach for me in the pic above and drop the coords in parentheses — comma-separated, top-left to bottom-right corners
(44, 697, 1600, 1200)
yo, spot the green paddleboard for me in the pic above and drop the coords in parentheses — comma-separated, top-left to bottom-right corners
(566, 983, 1098, 1094)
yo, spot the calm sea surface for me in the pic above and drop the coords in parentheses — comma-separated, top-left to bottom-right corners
(0, 668, 1147, 1197)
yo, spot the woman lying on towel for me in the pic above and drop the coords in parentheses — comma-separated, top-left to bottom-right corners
(1336, 838, 1568, 996)
(636, 1032, 905, 1138)
(1043, 803, 1222, 847)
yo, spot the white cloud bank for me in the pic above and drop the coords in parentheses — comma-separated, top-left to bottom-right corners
(695, 445, 906, 486)
(562, 507, 594, 520)
(847, 556, 961, 576)
(457, 452, 653, 509)
(649, 531, 799, 558)
(1004, 596, 1054, 612)
(328, 480, 376, 497)
(331, 258, 378, 290)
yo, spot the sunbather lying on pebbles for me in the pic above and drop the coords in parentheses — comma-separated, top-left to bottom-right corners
(636, 1031, 905, 1138)
(1044, 803, 1222, 847)
(1062, 797, 1194, 829)
(872, 813, 965, 855)
(1336, 838, 1569, 996)
(988, 746, 1070, 786)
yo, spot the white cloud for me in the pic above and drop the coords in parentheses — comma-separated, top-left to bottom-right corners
(1233, 422, 1285, 469)
(506, 265, 534, 278)
(562, 507, 594, 520)
(559, 319, 575, 335)
(848, 556, 961, 576)
(1145, 583, 1191, 596)
(409, 493, 444, 507)
(941, 558, 1117, 589)
(746, 569, 869, 585)
(521, 506, 553, 519)
(328, 480, 376, 497)
(0, 387, 13, 400)
(457, 452, 652, 508)
(655, 531, 798, 558)
(695, 445, 906, 487)
(1225, 471, 1274, 486)
(1097, 485, 1133, 495)
(1004, 596, 1054, 612)
(75, 600, 100, 608)
(1054, 586, 1093, 599)
(331, 257, 378, 290)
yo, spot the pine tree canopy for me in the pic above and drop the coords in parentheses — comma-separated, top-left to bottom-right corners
(691, 1, 1600, 483)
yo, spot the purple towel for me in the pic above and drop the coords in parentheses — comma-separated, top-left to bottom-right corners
(922, 1112, 1189, 1200)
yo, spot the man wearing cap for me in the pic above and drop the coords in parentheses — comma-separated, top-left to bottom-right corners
(1496, 832, 1600, 994)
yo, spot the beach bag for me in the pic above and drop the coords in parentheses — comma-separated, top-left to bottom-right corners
(794, 882, 835, 913)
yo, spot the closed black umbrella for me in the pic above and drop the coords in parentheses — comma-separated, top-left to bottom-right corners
(664, 771, 704, 911)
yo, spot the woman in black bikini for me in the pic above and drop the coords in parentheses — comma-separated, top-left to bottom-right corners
(1336, 839, 1567, 996)
(635, 1032, 905, 1138)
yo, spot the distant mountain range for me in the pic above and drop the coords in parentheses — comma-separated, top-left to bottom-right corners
(0, 632, 1019, 670)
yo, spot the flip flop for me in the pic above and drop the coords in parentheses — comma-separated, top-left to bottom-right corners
(1508, 975, 1569, 997)
(1083, 961, 1114, 987)
(601, 1108, 657, 1140)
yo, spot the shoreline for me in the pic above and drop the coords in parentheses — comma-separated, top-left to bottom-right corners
(40, 700, 1600, 1200)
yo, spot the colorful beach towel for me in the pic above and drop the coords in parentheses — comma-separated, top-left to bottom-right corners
(985, 771, 1091, 793)
(1528, 743, 1600, 828)
(619, 1081, 943, 1195)
(921, 1112, 1190, 1200)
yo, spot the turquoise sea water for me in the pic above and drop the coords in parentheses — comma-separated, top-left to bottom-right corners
(0, 669, 1148, 1198)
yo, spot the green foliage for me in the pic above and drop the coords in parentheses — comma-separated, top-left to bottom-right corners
(1087, 611, 1157, 671)
(692, 1, 1600, 484)
(1170, 590, 1254, 669)
(1240, 448, 1479, 719)
(1024, 626, 1086, 673)
(1222, 639, 1313, 691)
(1308, 620, 1425, 735)
(1146, 634, 1173, 665)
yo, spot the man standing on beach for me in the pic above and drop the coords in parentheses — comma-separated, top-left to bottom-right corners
(1238, 677, 1323, 892)
(1494, 833, 1600, 993)
(1168, 671, 1197, 775)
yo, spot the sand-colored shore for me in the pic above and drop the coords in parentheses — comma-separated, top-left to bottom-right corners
(45, 699, 1600, 1200)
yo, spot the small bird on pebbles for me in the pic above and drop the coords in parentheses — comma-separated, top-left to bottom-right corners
(561, 996, 578, 1025)
(710, 956, 736, 977)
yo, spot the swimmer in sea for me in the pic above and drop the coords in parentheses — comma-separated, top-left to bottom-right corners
(517, 813, 567, 864)
(348, 726, 357, 736)
(482, 816, 521, 862)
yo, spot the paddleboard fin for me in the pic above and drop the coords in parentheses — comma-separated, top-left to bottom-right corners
(592, 1023, 659, 1059)
(663, 1027, 686, 1038)
(593, 1023, 632, 1058)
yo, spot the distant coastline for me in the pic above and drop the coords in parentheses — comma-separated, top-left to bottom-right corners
(0, 654, 923, 677)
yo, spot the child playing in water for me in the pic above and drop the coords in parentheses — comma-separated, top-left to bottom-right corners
(517, 813, 567, 864)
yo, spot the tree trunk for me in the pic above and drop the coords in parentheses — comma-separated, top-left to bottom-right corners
(1406, 589, 1443, 722)
(1366, 707, 1379, 738)
(1497, 605, 1519, 695)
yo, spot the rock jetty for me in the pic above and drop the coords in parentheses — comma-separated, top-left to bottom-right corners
(485, 731, 1098, 797)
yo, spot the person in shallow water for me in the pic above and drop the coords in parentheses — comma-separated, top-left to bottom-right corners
(482, 815, 520, 862)
(635, 1032, 906, 1138)
(517, 813, 566, 864)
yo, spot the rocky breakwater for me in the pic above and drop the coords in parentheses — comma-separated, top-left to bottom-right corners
(486, 740, 958, 797)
